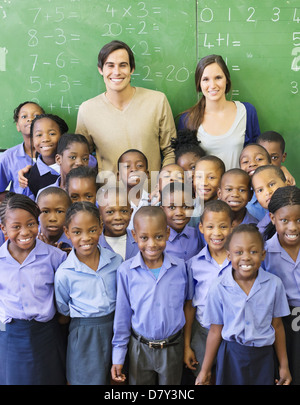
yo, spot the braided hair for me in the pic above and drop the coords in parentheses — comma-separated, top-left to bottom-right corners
(0, 193, 40, 225)
(263, 186, 300, 240)
(65, 201, 101, 228)
(171, 129, 206, 163)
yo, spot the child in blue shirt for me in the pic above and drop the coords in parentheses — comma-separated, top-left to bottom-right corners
(161, 181, 203, 261)
(117, 149, 150, 229)
(239, 143, 271, 220)
(217, 168, 258, 228)
(20, 113, 69, 198)
(98, 186, 139, 260)
(197, 224, 291, 385)
(66, 165, 98, 205)
(257, 130, 295, 186)
(0, 193, 67, 385)
(0, 101, 44, 197)
(36, 133, 96, 200)
(190, 155, 225, 229)
(111, 206, 188, 385)
(184, 200, 233, 378)
(262, 186, 300, 384)
(36, 186, 72, 251)
(55, 201, 123, 385)
(251, 165, 287, 238)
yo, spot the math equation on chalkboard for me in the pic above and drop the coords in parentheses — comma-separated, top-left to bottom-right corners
(197, 1, 300, 98)
(0, 0, 195, 118)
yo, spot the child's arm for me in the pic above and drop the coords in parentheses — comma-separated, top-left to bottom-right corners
(280, 166, 295, 186)
(111, 364, 126, 382)
(183, 300, 198, 370)
(272, 317, 292, 385)
(18, 165, 31, 188)
(195, 324, 223, 385)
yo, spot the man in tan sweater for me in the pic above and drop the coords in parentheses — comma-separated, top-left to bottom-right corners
(75, 40, 176, 185)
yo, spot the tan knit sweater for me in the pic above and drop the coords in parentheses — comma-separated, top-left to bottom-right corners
(75, 87, 176, 178)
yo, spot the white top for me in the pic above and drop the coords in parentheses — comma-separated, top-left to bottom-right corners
(127, 189, 149, 230)
(104, 234, 127, 260)
(197, 101, 246, 170)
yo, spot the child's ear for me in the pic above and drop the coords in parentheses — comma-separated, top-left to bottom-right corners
(55, 154, 62, 165)
(63, 225, 70, 239)
(131, 229, 137, 242)
(226, 250, 231, 261)
(98, 66, 103, 76)
(1, 223, 7, 237)
(281, 152, 287, 163)
(217, 188, 222, 199)
(269, 212, 275, 225)
(248, 187, 253, 202)
(166, 226, 170, 240)
(198, 221, 204, 234)
(261, 249, 266, 262)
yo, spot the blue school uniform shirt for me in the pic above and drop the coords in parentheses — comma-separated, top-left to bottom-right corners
(54, 245, 123, 318)
(202, 266, 290, 347)
(0, 143, 34, 194)
(257, 212, 270, 235)
(262, 233, 300, 307)
(165, 225, 203, 261)
(241, 209, 259, 225)
(112, 251, 188, 365)
(0, 239, 66, 323)
(98, 228, 138, 260)
(0, 229, 5, 246)
(246, 193, 267, 221)
(187, 244, 231, 326)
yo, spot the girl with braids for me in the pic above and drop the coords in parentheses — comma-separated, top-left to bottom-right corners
(262, 186, 300, 384)
(177, 55, 260, 171)
(0, 193, 67, 385)
(54, 201, 123, 385)
(18, 113, 69, 199)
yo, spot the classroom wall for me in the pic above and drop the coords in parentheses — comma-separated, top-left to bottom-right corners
(0, 0, 299, 183)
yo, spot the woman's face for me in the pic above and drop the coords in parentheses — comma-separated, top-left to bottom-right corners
(200, 62, 228, 101)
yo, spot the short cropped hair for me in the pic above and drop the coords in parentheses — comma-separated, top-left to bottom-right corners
(257, 131, 285, 154)
(133, 206, 167, 229)
(200, 199, 234, 224)
(252, 165, 286, 184)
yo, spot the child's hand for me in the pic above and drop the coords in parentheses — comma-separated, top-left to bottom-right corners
(38, 232, 50, 244)
(281, 166, 296, 186)
(111, 364, 126, 382)
(195, 370, 211, 385)
(275, 366, 292, 385)
(184, 346, 198, 371)
(55, 241, 72, 255)
(18, 165, 31, 188)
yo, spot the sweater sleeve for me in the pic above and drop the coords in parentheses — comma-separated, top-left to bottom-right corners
(75, 103, 96, 154)
(242, 102, 261, 145)
(158, 94, 176, 167)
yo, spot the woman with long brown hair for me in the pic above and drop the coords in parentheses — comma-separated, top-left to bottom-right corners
(178, 55, 260, 170)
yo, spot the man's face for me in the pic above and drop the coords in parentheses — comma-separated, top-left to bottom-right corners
(98, 48, 134, 94)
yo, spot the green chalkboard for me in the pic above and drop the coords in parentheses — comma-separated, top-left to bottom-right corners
(0, 0, 197, 148)
(197, 0, 300, 184)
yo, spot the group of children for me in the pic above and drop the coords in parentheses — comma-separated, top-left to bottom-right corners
(0, 101, 299, 386)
